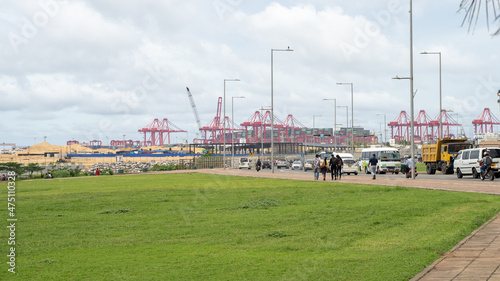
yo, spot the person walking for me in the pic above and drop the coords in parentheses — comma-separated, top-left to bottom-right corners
(336, 155, 343, 180)
(405, 157, 418, 178)
(320, 157, 328, 181)
(369, 154, 378, 180)
(313, 154, 321, 180)
(330, 154, 339, 180)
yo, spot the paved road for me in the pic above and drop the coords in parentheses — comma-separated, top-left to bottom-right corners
(239, 166, 496, 183)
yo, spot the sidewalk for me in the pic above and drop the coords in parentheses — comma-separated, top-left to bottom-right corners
(194, 168, 500, 281)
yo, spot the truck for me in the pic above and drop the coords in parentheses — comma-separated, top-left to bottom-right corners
(422, 138, 472, 174)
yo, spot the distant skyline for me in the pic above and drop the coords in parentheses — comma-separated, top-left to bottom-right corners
(1, 0, 499, 146)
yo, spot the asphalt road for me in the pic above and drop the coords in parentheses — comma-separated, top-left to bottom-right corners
(240, 166, 492, 182)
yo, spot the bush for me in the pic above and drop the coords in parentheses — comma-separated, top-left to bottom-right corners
(51, 168, 71, 178)
(150, 164, 179, 171)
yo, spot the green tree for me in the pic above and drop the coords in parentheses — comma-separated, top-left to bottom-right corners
(0, 162, 25, 176)
(26, 163, 45, 178)
(460, 0, 500, 36)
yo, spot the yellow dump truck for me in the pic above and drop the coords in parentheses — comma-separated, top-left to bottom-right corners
(422, 138, 471, 174)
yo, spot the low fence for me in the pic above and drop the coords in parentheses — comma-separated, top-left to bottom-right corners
(193, 157, 225, 169)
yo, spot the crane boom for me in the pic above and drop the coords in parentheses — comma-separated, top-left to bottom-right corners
(186, 87, 202, 130)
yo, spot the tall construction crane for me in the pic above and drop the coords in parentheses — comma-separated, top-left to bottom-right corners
(186, 87, 204, 141)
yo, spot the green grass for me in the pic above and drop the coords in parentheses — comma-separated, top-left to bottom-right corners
(416, 162, 426, 172)
(1, 174, 499, 280)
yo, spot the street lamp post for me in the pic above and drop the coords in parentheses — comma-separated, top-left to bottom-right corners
(392, 0, 415, 179)
(421, 51, 442, 139)
(260, 106, 272, 160)
(377, 113, 386, 145)
(337, 83, 354, 153)
(223, 79, 240, 170)
(271, 47, 293, 173)
(323, 98, 337, 149)
(231, 96, 245, 168)
(337, 106, 348, 149)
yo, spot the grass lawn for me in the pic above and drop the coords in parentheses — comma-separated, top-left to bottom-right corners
(1, 173, 499, 280)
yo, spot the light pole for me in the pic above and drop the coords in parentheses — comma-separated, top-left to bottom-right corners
(44, 136, 47, 143)
(223, 79, 240, 170)
(337, 106, 348, 149)
(421, 51, 442, 139)
(231, 96, 245, 168)
(377, 114, 386, 145)
(337, 83, 354, 153)
(392, 0, 415, 179)
(271, 47, 293, 173)
(323, 98, 337, 148)
(260, 106, 272, 160)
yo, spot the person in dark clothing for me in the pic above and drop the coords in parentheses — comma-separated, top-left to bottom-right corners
(330, 155, 339, 180)
(369, 154, 378, 180)
(336, 155, 343, 180)
(256, 159, 262, 172)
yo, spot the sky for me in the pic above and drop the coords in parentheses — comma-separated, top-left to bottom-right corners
(1, 0, 499, 146)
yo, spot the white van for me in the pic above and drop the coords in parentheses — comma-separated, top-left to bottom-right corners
(332, 153, 358, 175)
(360, 148, 401, 174)
(454, 147, 500, 178)
(238, 158, 252, 169)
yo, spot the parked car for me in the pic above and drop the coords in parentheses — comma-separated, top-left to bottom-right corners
(304, 160, 314, 171)
(276, 159, 288, 169)
(262, 160, 272, 169)
(454, 147, 500, 178)
(238, 158, 252, 169)
(291, 160, 303, 170)
(332, 153, 358, 175)
(342, 159, 358, 175)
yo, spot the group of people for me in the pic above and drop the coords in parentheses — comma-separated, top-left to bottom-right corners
(313, 154, 344, 181)
(311, 153, 383, 181)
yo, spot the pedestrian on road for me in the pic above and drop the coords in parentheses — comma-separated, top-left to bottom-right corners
(330, 154, 339, 180)
(320, 157, 328, 181)
(369, 154, 378, 180)
(336, 155, 343, 180)
(313, 154, 320, 180)
(256, 158, 262, 172)
(405, 157, 418, 178)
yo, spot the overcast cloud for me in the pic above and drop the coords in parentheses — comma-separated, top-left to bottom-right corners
(1, 0, 499, 146)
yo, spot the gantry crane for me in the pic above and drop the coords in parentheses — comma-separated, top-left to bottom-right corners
(186, 87, 204, 141)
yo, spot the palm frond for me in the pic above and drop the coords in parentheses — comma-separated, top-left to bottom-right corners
(459, 0, 500, 36)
